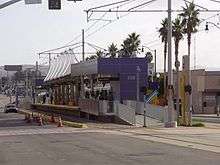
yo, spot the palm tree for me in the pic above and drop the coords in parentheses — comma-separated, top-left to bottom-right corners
(86, 55, 97, 61)
(179, 1, 199, 58)
(145, 52, 153, 63)
(121, 32, 141, 57)
(158, 18, 168, 98)
(96, 50, 104, 58)
(108, 43, 118, 58)
(85, 50, 104, 61)
(172, 17, 184, 118)
(179, 1, 200, 125)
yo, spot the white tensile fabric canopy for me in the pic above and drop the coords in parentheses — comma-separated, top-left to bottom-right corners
(44, 54, 76, 82)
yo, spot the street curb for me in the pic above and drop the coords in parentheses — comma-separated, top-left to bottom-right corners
(18, 110, 88, 128)
(193, 115, 220, 119)
(63, 121, 87, 128)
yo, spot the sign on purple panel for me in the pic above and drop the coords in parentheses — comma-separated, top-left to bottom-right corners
(120, 73, 146, 101)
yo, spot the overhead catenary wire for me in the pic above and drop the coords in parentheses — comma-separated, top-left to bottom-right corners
(209, 0, 220, 3)
(55, 0, 160, 56)
(86, 42, 107, 51)
(128, 0, 158, 11)
(50, 0, 137, 50)
(39, 42, 81, 55)
(200, 13, 220, 23)
(87, 0, 132, 12)
(84, 0, 220, 52)
(64, 0, 160, 53)
(64, 13, 109, 46)
(40, 0, 220, 64)
(85, 0, 160, 39)
(181, 0, 208, 10)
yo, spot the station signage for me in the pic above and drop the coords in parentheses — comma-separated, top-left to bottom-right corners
(24, 0, 42, 4)
(4, 65, 22, 71)
(98, 77, 119, 82)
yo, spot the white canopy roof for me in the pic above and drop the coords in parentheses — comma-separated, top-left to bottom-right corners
(44, 54, 76, 82)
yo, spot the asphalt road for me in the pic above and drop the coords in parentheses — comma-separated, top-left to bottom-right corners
(0, 113, 220, 165)
(0, 95, 220, 165)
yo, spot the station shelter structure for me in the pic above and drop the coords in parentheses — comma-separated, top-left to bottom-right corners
(39, 56, 148, 121)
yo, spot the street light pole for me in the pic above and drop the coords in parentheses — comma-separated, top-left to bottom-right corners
(136, 66, 140, 102)
(136, 66, 145, 126)
(154, 49, 157, 78)
(165, 0, 176, 127)
(141, 46, 157, 80)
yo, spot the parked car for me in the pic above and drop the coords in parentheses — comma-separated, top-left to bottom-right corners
(4, 104, 18, 113)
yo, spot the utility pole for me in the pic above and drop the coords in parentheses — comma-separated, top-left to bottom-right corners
(80, 29, 85, 98)
(48, 53, 52, 67)
(33, 61, 38, 104)
(7, 71, 12, 103)
(154, 49, 157, 78)
(136, 66, 145, 125)
(25, 70, 29, 99)
(82, 29, 85, 61)
(136, 66, 140, 102)
(165, 0, 176, 127)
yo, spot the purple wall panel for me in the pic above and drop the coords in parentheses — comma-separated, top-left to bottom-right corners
(98, 58, 148, 101)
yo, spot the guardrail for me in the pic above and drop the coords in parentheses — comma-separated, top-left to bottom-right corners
(78, 99, 99, 115)
(123, 100, 177, 123)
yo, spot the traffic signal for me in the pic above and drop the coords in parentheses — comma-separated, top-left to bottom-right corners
(48, 0, 61, 10)
(184, 85, 192, 95)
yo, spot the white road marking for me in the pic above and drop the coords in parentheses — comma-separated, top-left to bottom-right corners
(0, 127, 120, 137)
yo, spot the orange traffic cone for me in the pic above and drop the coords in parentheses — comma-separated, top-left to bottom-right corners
(50, 114, 55, 123)
(39, 116, 43, 126)
(57, 116, 63, 127)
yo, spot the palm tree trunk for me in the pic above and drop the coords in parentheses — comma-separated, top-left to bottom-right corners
(163, 40, 167, 100)
(175, 40, 180, 120)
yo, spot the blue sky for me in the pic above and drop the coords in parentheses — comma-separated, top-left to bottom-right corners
(0, 0, 220, 70)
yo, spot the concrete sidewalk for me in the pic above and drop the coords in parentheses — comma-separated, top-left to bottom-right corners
(193, 114, 220, 118)
(112, 123, 220, 153)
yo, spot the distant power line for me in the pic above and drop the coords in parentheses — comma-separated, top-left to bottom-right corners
(209, 0, 220, 4)
(39, 0, 220, 58)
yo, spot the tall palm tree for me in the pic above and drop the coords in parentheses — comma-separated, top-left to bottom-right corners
(179, 1, 200, 125)
(86, 55, 97, 61)
(121, 32, 141, 57)
(179, 1, 199, 58)
(85, 50, 104, 61)
(158, 18, 168, 98)
(172, 17, 184, 118)
(96, 50, 104, 58)
(108, 43, 118, 58)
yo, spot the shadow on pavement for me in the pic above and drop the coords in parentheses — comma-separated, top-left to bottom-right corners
(0, 112, 40, 128)
(0, 118, 39, 128)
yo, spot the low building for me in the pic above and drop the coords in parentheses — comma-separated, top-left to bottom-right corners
(173, 69, 220, 114)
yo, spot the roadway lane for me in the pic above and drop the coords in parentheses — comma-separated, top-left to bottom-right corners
(0, 94, 220, 165)
(0, 130, 220, 165)
(0, 110, 219, 165)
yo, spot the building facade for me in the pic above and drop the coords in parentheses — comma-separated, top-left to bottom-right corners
(173, 69, 220, 114)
